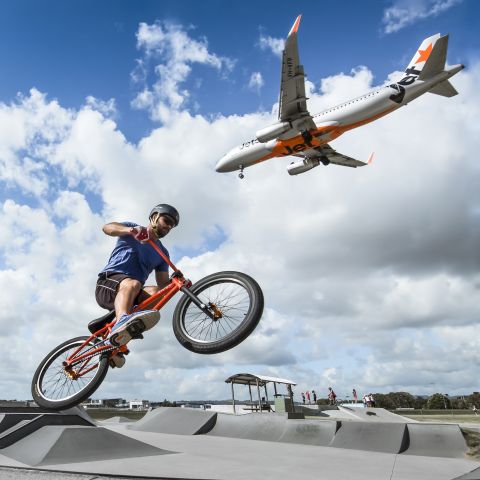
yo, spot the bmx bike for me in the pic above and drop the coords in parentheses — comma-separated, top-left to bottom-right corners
(31, 239, 264, 410)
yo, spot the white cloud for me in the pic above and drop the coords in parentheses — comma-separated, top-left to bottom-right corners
(248, 72, 264, 92)
(0, 89, 73, 197)
(85, 96, 117, 118)
(0, 57, 479, 402)
(258, 34, 284, 57)
(382, 0, 463, 34)
(131, 21, 235, 122)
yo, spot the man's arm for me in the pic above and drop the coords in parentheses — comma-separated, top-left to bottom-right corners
(103, 222, 154, 243)
(156, 270, 170, 289)
(102, 222, 133, 237)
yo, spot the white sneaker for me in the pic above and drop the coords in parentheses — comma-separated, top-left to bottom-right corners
(108, 310, 160, 347)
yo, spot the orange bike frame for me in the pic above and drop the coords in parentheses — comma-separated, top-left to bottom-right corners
(65, 239, 189, 374)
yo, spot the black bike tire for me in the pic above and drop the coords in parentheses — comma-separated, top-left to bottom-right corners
(31, 336, 109, 410)
(172, 271, 264, 354)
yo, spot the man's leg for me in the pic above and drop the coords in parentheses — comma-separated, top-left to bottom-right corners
(109, 279, 160, 347)
(135, 285, 162, 308)
(114, 278, 143, 322)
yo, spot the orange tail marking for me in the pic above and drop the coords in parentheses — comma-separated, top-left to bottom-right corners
(289, 15, 302, 35)
(415, 43, 433, 64)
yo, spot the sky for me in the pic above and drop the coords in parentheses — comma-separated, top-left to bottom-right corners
(0, 0, 479, 403)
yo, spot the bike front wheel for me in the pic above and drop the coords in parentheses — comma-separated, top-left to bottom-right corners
(31, 336, 109, 410)
(173, 271, 264, 354)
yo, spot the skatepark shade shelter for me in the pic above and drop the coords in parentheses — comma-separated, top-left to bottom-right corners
(225, 373, 296, 413)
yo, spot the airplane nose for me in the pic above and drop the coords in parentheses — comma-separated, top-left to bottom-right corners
(215, 153, 236, 173)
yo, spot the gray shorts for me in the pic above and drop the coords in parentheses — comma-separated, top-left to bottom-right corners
(95, 272, 131, 311)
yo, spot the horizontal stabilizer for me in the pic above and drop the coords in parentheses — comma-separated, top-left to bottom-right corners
(429, 79, 458, 97)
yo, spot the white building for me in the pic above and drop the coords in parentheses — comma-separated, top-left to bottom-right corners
(129, 400, 149, 410)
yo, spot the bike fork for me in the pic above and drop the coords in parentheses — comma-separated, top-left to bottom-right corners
(180, 286, 218, 320)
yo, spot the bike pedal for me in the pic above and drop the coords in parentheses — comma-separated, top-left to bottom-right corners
(127, 322, 145, 337)
(131, 333, 144, 340)
(109, 353, 126, 368)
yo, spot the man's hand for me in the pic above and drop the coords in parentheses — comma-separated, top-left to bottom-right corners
(130, 225, 154, 243)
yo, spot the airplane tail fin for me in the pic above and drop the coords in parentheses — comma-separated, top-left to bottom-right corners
(418, 34, 449, 80)
(405, 33, 459, 97)
(405, 33, 448, 78)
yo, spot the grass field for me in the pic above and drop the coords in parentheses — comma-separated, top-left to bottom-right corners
(401, 413, 480, 424)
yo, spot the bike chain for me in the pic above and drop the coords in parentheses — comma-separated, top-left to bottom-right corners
(68, 339, 114, 367)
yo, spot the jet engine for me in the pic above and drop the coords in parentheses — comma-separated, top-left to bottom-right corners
(256, 121, 291, 143)
(287, 157, 320, 175)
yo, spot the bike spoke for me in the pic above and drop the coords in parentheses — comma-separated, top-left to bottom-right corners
(182, 280, 251, 343)
(37, 340, 103, 402)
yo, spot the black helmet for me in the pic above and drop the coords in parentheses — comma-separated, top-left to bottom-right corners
(149, 204, 180, 227)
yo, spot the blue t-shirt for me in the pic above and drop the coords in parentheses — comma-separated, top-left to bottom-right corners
(99, 222, 170, 284)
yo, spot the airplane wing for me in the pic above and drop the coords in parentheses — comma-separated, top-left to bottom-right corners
(278, 15, 316, 131)
(287, 143, 370, 175)
(308, 144, 369, 168)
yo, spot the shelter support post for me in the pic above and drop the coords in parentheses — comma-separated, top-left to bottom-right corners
(231, 382, 236, 414)
(256, 379, 262, 414)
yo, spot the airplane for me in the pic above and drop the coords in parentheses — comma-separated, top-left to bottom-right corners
(215, 15, 464, 178)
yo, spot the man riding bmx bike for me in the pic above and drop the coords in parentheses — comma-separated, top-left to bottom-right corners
(95, 203, 179, 367)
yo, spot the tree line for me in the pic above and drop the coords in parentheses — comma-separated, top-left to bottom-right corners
(335, 391, 480, 410)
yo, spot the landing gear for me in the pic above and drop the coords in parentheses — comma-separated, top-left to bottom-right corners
(238, 165, 244, 179)
(313, 147, 330, 166)
(301, 130, 313, 145)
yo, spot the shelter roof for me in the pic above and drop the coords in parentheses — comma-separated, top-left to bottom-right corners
(225, 373, 296, 386)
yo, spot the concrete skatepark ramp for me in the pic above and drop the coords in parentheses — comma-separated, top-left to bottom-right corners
(0, 407, 478, 479)
(2, 425, 171, 466)
(129, 406, 217, 434)
(404, 423, 469, 458)
(0, 406, 94, 449)
(329, 421, 408, 453)
(207, 410, 468, 457)
(336, 405, 418, 422)
(0, 406, 172, 467)
(207, 411, 340, 445)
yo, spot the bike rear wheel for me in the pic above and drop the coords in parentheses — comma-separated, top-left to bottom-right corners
(31, 336, 109, 410)
(173, 271, 264, 354)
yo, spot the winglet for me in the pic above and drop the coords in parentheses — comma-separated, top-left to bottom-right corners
(367, 152, 375, 165)
(288, 15, 302, 36)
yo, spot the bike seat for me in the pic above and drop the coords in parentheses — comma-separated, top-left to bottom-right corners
(88, 310, 115, 334)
